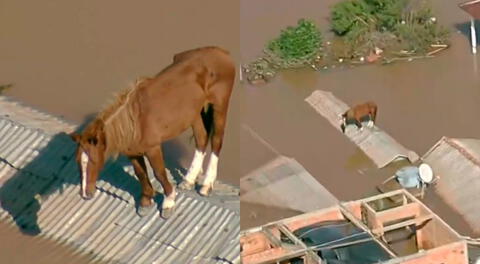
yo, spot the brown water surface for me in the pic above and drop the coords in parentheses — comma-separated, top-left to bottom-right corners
(0, 221, 96, 264)
(0, 1, 240, 262)
(0, 0, 241, 186)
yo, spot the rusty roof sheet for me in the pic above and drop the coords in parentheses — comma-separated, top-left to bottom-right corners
(305, 90, 419, 168)
(0, 96, 240, 264)
(422, 137, 480, 235)
(460, 0, 480, 19)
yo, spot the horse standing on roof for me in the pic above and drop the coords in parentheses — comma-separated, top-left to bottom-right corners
(70, 46, 236, 219)
(341, 101, 378, 133)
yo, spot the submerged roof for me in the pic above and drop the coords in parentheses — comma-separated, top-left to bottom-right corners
(240, 155, 338, 213)
(305, 90, 419, 168)
(0, 96, 240, 264)
(422, 137, 480, 235)
(460, 0, 480, 19)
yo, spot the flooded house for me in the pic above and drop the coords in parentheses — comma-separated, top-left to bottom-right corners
(240, 189, 469, 264)
(422, 137, 480, 236)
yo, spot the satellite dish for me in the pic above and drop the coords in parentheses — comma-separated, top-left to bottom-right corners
(419, 163, 433, 183)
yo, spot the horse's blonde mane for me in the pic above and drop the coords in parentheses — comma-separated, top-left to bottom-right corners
(94, 78, 149, 159)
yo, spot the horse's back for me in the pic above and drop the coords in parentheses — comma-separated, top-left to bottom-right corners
(169, 46, 236, 96)
(172, 46, 234, 70)
(365, 101, 377, 108)
(138, 47, 235, 143)
(173, 46, 231, 62)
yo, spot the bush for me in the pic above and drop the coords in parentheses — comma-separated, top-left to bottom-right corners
(331, 0, 373, 36)
(331, 0, 449, 56)
(265, 19, 323, 68)
(332, 0, 406, 35)
(365, 0, 406, 30)
(394, 11, 450, 53)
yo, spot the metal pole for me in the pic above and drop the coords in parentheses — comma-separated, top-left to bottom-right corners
(471, 17, 477, 54)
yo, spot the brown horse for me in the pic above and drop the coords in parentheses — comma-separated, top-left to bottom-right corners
(341, 101, 378, 133)
(70, 46, 235, 219)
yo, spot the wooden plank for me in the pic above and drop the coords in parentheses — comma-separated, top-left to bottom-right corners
(375, 203, 420, 225)
(338, 203, 397, 257)
(372, 214, 433, 235)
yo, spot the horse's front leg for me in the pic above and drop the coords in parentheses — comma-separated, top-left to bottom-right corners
(146, 146, 176, 219)
(129, 155, 155, 217)
(179, 116, 208, 191)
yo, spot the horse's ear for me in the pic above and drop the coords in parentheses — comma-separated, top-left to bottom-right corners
(70, 133, 81, 143)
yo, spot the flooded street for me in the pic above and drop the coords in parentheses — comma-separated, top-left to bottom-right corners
(240, 0, 480, 235)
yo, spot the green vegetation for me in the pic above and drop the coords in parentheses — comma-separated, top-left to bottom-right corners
(331, 0, 449, 56)
(393, 8, 450, 53)
(331, 0, 406, 36)
(266, 19, 323, 68)
(244, 19, 323, 83)
(244, 0, 450, 85)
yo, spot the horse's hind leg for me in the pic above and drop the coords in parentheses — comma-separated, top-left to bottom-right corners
(179, 116, 208, 190)
(129, 155, 155, 217)
(146, 146, 176, 219)
(200, 102, 229, 196)
(355, 119, 363, 130)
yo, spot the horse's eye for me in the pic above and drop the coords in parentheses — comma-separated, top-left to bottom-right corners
(88, 138, 98, 145)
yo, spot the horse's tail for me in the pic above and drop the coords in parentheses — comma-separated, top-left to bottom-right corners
(201, 103, 215, 140)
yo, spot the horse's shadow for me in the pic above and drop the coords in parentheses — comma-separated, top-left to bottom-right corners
(0, 114, 189, 235)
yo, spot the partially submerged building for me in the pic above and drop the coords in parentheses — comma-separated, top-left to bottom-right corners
(422, 137, 480, 235)
(241, 189, 469, 264)
(305, 90, 419, 168)
(240, 155, 338, 213)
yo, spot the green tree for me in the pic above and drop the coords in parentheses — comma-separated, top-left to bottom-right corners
(266, 19, 323, 68)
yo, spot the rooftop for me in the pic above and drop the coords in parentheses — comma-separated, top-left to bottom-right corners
(240, 189, 468, 264)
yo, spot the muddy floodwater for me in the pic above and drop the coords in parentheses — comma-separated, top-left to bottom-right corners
(240, 0, 480, 235)
(0, 221, 95, 264)
(0, 0, 241, 186)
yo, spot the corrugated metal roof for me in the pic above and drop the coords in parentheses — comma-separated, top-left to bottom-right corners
(422, 137, 480, 235)
(0, 96, 76, 135)
(0, 96, 240, 264)
(305, 90, 419, 168)
(460, 0, 480, 19)
(240, 155, 338, 213)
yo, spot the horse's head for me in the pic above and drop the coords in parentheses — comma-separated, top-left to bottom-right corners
(70, 122, 106, 200)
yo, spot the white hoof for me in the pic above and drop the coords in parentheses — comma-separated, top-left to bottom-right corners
(161, 206, 175, 219)
(137, 203, 155, 217)
(161, 189, 177, 215)
(179, 180, 195, 190)
(199, 184, 213, 197)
